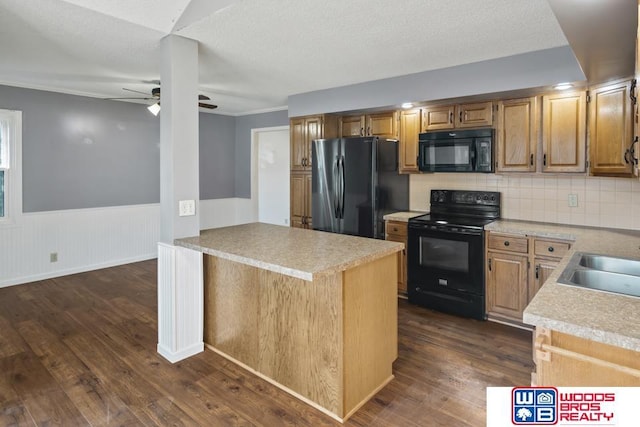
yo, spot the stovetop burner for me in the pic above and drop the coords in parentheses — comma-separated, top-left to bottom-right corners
(409, 189, 501, 230)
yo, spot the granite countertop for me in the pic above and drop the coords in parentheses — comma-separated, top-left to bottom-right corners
(383, 211, 427, 222)
(486, 219, 640, 351)
(174, 222, 403, 281)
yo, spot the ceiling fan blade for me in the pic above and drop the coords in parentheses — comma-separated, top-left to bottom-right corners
(198, 94, 211, 101)
(122, 87, 152, 96)
(103, 96, 155, 100)
(199, 102, 218, 110)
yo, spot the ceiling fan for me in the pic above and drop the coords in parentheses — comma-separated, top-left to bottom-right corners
(105, 87, 218, 115)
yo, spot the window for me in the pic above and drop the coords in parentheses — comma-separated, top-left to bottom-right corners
(0, 110, 22, 224)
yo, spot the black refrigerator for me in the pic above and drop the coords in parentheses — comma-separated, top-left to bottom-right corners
(311, 137, 409, 239)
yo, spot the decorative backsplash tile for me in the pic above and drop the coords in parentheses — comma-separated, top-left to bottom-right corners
(410, 174, 640, 231)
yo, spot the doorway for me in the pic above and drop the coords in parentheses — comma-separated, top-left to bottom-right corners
(252, 127, 290, 226)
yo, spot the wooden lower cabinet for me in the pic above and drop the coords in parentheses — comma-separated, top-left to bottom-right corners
(290, 173, 312, 229)
(486, 232, 571, 326)
(486, 251, 529, 320)
(533, 328, 640, 386)
(204, 253, 398, 421)
(385, 220, 407, 295)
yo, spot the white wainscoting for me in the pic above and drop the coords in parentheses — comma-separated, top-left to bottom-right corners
(0, 203, 161, 288)
(157, 243, 204, 363)
(0, 198, 260, 288)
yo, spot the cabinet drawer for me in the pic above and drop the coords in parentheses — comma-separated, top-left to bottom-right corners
(534, 239, 570, 259)
(488, 234, 528, 253)
(385, 221, 407, 237)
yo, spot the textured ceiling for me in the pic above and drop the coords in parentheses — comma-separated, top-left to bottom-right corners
(0, 0, 600, 115)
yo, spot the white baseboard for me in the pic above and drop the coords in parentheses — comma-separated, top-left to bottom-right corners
(0, 252, 157, 288)
(157, 342, 204, 364)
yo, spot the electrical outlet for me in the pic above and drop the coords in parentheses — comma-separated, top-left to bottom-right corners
(178, 200, 196, 216)
(50, 252, 58, 263)
(568, 194, 578, 207)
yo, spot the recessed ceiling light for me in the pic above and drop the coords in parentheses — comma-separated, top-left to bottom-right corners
(401, 102, 413, 109)
(554, 83, 573, 90)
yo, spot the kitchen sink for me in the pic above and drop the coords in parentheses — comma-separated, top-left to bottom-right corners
(557, 252, 640, 298)
(578, 254, 640, 277)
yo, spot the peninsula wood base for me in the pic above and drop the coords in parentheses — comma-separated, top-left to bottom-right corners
(203, 253, 398, 422)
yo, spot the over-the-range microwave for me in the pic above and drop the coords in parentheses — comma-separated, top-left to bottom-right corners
(418, 128, 494, 173)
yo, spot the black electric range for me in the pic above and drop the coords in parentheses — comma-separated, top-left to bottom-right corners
(407, 190, 501, 319)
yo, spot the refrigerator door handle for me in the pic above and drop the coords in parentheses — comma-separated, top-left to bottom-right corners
(340, 155, 346, 218)
(333, 157, 340, 219)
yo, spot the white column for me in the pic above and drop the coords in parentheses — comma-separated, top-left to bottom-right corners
(157, 34, 203, 362)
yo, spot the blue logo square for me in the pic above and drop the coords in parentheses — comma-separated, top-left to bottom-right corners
(512, 387, 557, 425)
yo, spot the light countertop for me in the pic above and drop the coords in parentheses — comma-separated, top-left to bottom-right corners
(383, 211, 426, 222)
(174, 222, 403, 281)
(486, 219, 640, 351)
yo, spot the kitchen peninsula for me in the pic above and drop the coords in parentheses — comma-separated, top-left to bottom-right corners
(172, 223, 402, 422)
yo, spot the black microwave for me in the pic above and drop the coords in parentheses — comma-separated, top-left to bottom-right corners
(418, 128, 494, 173)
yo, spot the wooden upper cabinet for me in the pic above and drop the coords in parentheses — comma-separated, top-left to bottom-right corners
(422, 102, 493, 131)
(589, 80, 635, 177)
(339, 115, 366, 137)
(542, 91, 587, 173)
(290, 118, 307, 172)
(456, 101, 494, 128)
(496, 97, 538, 172)
(339, 111, 398, 138)
(367, 111, 398, 139)
(399, 109, 421, 173)
(290, 115, 337, 172)
(422, 105, 455, 131)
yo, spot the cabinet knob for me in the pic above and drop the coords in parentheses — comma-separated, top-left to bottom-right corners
(504, 241, 510, 247)
(548, 246, 554, 252)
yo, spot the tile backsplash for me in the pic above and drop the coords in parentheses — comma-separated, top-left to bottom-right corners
(409, 174, 640, 231)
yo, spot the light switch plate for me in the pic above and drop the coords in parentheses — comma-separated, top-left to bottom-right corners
(568, 194, 578, 207)
(179, 199, 196, 216)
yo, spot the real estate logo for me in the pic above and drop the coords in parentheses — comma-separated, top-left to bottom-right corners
(512, 387, 558, 425)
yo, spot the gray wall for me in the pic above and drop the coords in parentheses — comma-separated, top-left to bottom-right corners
(0, 85, 160, 212)
(288, 46, 585, 117)
(200, 113, 236, 199)
(0, 85, 240, 212)
(234, 110, 289, 198)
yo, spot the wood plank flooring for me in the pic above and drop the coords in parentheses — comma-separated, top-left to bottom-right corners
(0, 260, 533, 426)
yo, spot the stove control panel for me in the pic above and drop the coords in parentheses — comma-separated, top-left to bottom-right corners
(430, 190, 500, 206)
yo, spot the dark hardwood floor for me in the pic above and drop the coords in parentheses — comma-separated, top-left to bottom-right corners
(0, 260, 533, 426)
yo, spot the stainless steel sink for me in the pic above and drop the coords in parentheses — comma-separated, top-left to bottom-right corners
(567, 269, 640, 298)
(557, 252, 640, 298)
(578, 254, 640, 276)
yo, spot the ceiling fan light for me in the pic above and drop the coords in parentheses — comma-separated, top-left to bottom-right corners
(147, 102, 161, 116)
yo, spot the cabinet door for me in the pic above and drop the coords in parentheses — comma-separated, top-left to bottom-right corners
(385, 233, 406, 294)
(496, 97, 537, 172)
(486, 251, 528, 321)
(589, 80, 634, 177)
(339, 115, 366, 137)
(304, 173, 312, 229)
(290, 118, 307, 171)
(455, 101, 494, 128)
(422, 105, 455, 131)
(542, 91, 587, 172)
(290, 173, 307, 229)
(305, 116, 323, 170)
(366, 111, 398, 138)
(399, 109, 421, 173)
(530, 259, 558, 302)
